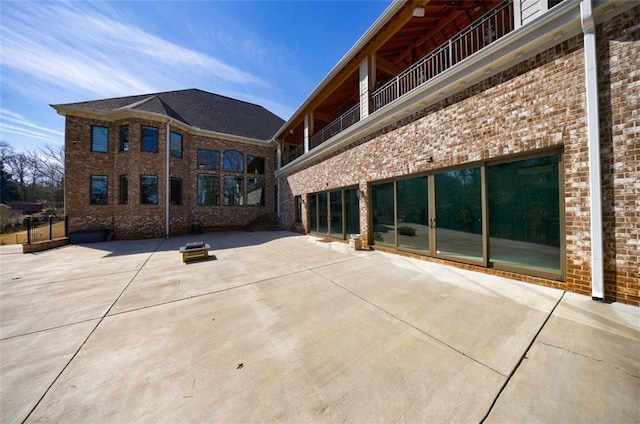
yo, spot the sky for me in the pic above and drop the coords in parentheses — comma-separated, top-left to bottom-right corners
(0, 0, 391, 153)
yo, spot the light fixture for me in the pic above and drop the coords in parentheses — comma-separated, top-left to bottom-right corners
(356, 189, 364, 199)
(412, 6, 425, 17)
(426, 156, 434, 163)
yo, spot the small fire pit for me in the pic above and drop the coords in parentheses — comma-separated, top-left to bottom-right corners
(179, 242, 211, 263)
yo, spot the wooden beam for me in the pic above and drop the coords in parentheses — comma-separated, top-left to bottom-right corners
(375, 56, 403, 75)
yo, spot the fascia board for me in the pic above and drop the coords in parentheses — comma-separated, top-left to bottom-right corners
(276, 0, 588, 177)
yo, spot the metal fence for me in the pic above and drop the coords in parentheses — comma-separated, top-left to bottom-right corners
(371, 1, 514, 112)
(24, 215, 67, 244)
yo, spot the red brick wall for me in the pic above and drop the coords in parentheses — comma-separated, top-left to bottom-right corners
(65, 116, 276, 239)
(279, 8, 640, 306)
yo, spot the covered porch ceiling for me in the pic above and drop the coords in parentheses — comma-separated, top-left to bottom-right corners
(279, 0, 503, 146)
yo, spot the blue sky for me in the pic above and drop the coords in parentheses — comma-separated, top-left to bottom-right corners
(1, 0, 391, 153)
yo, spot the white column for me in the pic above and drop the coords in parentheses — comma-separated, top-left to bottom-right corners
(359, 56, 370, 120)
(303, 113, 311, 153)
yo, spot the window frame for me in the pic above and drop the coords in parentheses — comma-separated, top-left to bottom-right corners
(197, 173, 220, 206)
(197, 149, 220, 170)
(90, 175, 108, 205)
(140, 175, 159, 205)
(170, 131, 183, 158)
(170, 177, 183, 205)
(119, 125, 129, 152)
(141, 126, 159, 153)
(247, 177, 265, 206)
(91, 126, 108, 153)
(223, 175, 244, 206)
(223, 150, 244, 173)
(119, 174, 128, 204)
(247, 156, 265, 174)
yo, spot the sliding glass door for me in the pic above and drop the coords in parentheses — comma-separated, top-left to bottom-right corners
(369, 152, 562, 279)
(308, 187, 360, 239)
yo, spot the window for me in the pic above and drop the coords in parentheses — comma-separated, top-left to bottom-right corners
(170, 178, 182, 205)
(223, 150, 243, 172)
(119, 175, 128, 204)
(397, 177, 428, 252)
(120, 126, 129, 152)
(140, 175, 158, 204)
(90, 175, 108, 204)
(294, 195, 302, 223)
(197, 174, 219, 205)
(141, 126, 159, 152)
(170, 131, 182, 158)
(91, 126, 108, 152)
(247, 178, 265, 206)
(247, 156, 265, 174)
(224, 176, 243, 205)
(197, 149, 220, 170)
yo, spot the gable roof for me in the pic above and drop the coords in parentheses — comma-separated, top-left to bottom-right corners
(52, 89, 284, 142)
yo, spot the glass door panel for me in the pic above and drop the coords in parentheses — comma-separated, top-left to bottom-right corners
(396, 176, 429, 252)
(318, 192, 328, 234)
(329, 190, 343, 238)
(345, 188, 360, 236)
(309, 194, 318, 233)
(488, 154, 561, 276)
(434, 167, 483, 262)
(371, 182, 395, 246)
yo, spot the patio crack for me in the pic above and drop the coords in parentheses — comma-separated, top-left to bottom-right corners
(536, 341, 640, 379)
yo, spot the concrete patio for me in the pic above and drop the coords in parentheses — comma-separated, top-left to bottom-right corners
(1, 231, 638, 423)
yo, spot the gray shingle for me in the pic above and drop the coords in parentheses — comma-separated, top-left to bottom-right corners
(53, 89, 284, 141)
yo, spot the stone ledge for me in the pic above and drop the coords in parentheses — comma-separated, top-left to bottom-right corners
(22, 238, 70, 254)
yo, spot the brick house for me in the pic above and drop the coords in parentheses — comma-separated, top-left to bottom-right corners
(52, 89, 284, 239)
(273, 0, 639, 305)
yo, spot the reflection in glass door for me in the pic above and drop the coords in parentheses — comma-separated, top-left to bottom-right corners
(434, 167, 483, 263)
(318, 192, 328, 234)
(345, 188, 360, 236)
(396, 176, 429, 252)
(329, 191, 343, 238)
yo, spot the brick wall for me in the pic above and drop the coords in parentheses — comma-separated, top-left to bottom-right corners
(65, 116, 276, 239)
(598, 6, 640, 305)
(279, 7, 640, 306)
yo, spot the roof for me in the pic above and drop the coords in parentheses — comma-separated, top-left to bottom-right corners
(52, 89, 284, 142)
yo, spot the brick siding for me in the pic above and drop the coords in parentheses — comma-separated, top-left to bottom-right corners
(65, 116, 276, 239)
(278, 7, 640, 306)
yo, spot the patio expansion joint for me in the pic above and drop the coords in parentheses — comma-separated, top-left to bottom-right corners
(19, 238, 167, 424)
(306, 266, 508, 378)
(479, 290, 566, 423)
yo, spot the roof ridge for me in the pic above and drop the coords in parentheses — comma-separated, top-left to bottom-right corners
(113, 94, 158, 111)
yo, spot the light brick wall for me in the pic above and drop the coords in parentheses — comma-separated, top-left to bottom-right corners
(279, 7, 640, 306)
(598, 6, 640, 305)
(65, 116, 276, 239)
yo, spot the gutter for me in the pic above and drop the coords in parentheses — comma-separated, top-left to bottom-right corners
(580, 0, 604, 301)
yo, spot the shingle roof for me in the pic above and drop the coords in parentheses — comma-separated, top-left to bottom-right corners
(52, 89, 284, 141)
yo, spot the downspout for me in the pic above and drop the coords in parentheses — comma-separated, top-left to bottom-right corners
(580, 0, 604, 301)
(275, 139, 281, 219)
(165, 120, 171, 238)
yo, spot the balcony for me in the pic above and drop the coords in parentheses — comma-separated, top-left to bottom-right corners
(283, 0, 515, 166)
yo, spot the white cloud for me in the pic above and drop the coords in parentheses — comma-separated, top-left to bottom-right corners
(0, 108, 64, 142)
(0, 1, 266, 101)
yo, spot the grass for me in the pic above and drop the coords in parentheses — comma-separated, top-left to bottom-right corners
(0, 222, 66, 245)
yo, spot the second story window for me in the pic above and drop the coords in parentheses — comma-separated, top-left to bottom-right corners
(197, 149, 220, 170)
(91, 126, 108, 152)
(247, 156, 265, 174)
(170, 131, 182, 158)
(223, 150, 243, 173)
(120, 126, 129, 151)
(141, 126, 159, 152)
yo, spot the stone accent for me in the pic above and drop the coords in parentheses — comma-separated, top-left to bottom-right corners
(278, 7, 640, 306)
(65, 116, 276, 240)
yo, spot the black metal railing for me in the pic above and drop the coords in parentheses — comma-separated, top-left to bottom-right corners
(25, 215, 66, 244)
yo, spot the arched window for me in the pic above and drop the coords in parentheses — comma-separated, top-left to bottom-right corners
(223, 150, 243, 173)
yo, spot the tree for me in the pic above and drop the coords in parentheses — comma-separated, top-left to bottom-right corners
(0, 142, 20, 203)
